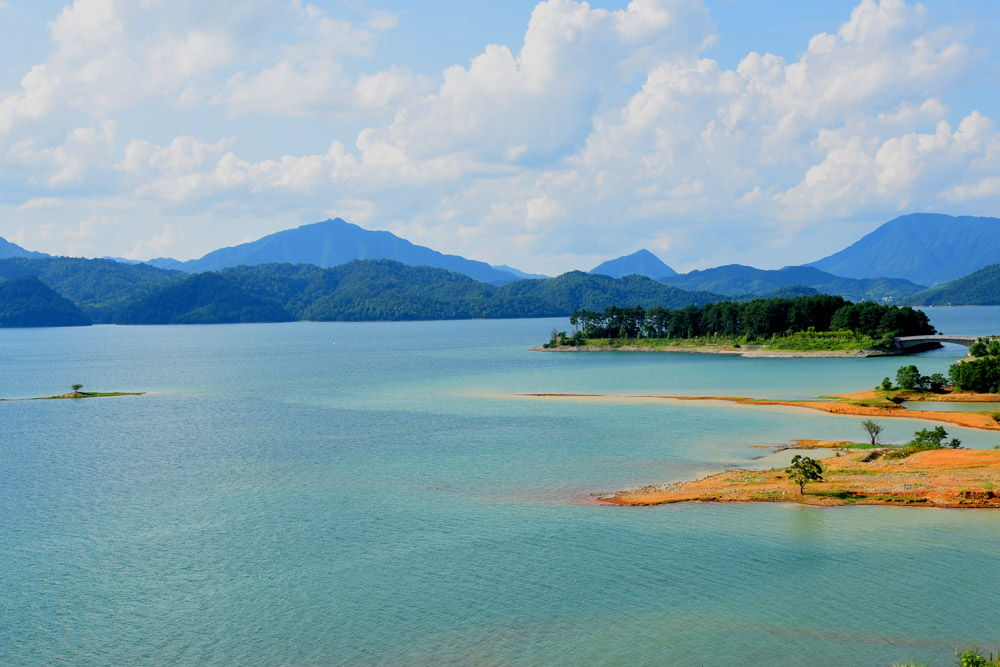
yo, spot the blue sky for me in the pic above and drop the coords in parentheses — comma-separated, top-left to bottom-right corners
(1, 0, 998, 274)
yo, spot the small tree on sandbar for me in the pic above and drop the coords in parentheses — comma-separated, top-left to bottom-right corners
(861, 419, 883, 446)
(71, 384, 83, 393)
(787, 455, 823, 495)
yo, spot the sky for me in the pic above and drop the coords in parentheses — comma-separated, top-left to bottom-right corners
(1, 0, 999, 274)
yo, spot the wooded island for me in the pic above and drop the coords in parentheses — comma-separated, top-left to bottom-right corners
(541, 295, 936, 354)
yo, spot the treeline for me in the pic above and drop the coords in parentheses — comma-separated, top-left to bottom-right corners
(948, 338, 1000, 393)
(570, 295, 936, 341)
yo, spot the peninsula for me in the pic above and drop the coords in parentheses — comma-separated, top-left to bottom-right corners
(538, 295, 938, 356)
(600, 446, 1000, 508)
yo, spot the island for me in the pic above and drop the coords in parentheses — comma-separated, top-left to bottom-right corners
(536, 295, 940, 356)
(0, 384, 145, 401)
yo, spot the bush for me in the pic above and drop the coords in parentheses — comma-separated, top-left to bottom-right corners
(887, 426, 960, 458)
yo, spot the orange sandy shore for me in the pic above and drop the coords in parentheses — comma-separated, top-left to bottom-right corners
(519, 391, 1000, 431)
(600, 448, 1000, 508)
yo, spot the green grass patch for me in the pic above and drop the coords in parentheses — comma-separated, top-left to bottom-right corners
(44, 392, 143, 399)
(811, 489, 860, 503)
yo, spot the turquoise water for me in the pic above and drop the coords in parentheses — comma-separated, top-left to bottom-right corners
(2, 309, 1000, 665)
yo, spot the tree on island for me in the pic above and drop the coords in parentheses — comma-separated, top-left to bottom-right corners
(71, 384, 83, 393)
(861, 419, 883, 446)
(911, 426, 961, 450)
(896, 365, 923, 391)
(787, 455, 823, 495)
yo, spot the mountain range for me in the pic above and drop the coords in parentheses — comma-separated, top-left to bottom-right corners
(805, 213, 1000, 285)
(3, 211, 1000, 327)
(148, 218, 522, 285)
(659, 264, 926, 302)
(0, 256, 720, 326)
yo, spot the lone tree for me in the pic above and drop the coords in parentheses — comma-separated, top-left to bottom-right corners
(896, 364, 924, 391)
(787, 455, 823, 495)
(71, 384, 83, 393)
(861, 419, 883, 446)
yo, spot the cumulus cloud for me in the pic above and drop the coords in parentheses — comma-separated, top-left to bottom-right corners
(2, 0, 999, 272)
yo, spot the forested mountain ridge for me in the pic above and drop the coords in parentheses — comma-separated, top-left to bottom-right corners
(660, 264, 925, 301)
(0, 256, 183, 321)
(907, 263, 1000, 306)
(0, 276, 90, 327)
(1, 257, 724, 325)
(114, 272, 296, 324)
(805, 213, 1000, 285)
(148, 218, 522, 284)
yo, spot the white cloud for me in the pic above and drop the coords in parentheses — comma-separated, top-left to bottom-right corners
(128, 223, 183, 259)
(1, 0, 999, 272)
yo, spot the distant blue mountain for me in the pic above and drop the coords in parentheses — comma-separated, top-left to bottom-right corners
(590, 249, 677, 279)
(661, 264, 925, 302)
(491, 264, 548, 280)
(146, 218, 523, 284)
(0, 236, 50, 260)
(806, 213, 1000, 286)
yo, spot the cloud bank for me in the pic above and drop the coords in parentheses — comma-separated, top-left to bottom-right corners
(1, 0, 998, 272)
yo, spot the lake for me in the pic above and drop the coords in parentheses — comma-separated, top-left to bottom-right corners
(2, 307, 999, 665)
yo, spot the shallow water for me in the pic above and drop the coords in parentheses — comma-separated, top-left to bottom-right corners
(2, 307, 999, 665)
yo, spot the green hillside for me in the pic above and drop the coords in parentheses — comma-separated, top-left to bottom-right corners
(114, 273, 296, 324)
(0, 256, 182, 320)
(0, 257, 725, 325)
(0, 276, 90, 327)
(908, 263, 1000, 305)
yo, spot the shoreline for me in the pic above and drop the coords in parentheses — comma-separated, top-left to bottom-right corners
(531, 344, 895, 358)
(517, 390, 1000, 431)
(0, 391, 145, 402)
(599, 447, 1000, 508)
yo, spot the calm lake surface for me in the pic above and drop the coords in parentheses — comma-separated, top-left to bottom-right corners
(3, 307, 999, 665)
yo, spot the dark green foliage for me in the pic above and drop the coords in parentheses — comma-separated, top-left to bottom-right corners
(0, 256, 182, 321)
(909, 262, 1000, 305)
(892, 366, 948, 392)
(957, 647, 1000, 667)
(114, 273, 296, 324)
(896, 365, 924, 391)
(949, 355, 1000, 393)
(572, 294, 934, 342)
(889, 427, 961, 458)
(971, 341, 988, 357)
(928, 373, 948, 392)
(787, 455, 823, 494)
(880, 377, 894, 390)
(0, 257, 727, 325)
(226, 263, 718, 322)
(0, 277, 91, 327)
